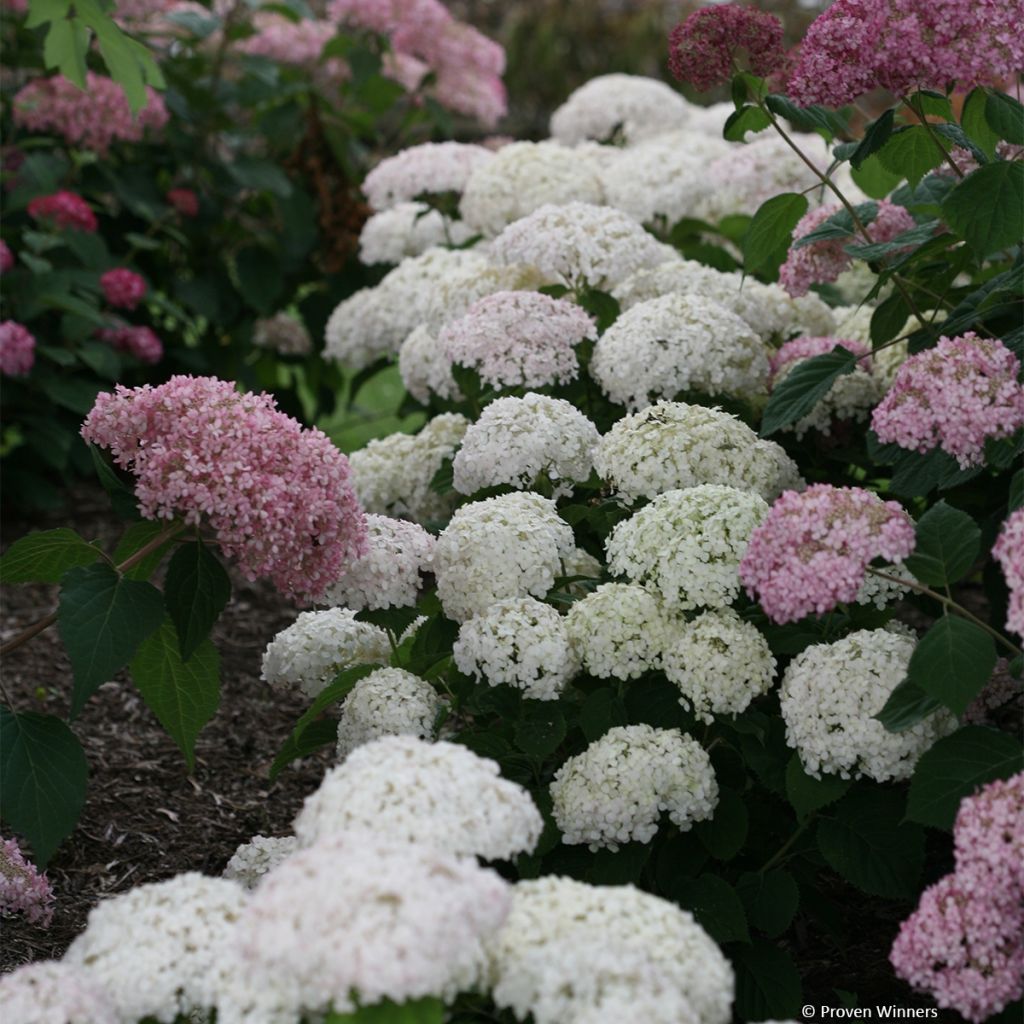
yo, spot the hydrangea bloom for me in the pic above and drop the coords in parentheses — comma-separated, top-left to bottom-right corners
(564, 582, 673, 680)
(27, 190, 97, 231)
(453, 595, 579, 700)
(739, 485, 916, 624)
(99, 268, 147, 310)
(398, 325, 462, 404)
(954, 773, 1024, 895)
(167, 187, 199, 217)
(362, 141, 494, 211)
(336, 667, 446, 760)
(453, 394, 600, 498)
(992, 509, 1024, 639)
(252, 312, 312, 356)
(95, 325, 164, 364)
(261, 609, 391, 701)
(551, 725, 719, 850)
(962, 658, 1024, 727)
(780, 629, 957, 781)
(0, 960, 117, 1024)
(488, 876, 735, 1024)
(358, 202, 476, 265)
(490, 201, 674, 291)
(223, 835, 299, 890)
(871, 334, 1024, 468)
(0, 320, 36, 377)
(433, 492, 576, 622)
(606, 485, 769, 611)
(81, 376, 367, 601)
(591, 294, 770, 410)
(662, 609, 777, 724)
(0, 835, 54, 926)
(236, 12, 339, 69)
(294, 736, 543, 859)
(594, 402, 802, 505)
(439, 290, 595, 391)
(0, 239, 13, 272)
(13, 71, 168, 154)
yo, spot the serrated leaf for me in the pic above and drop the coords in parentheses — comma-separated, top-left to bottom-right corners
(677, 873, 750, 944)
(163, 541, 231, 662)
(985, 92, 1024, 145)
(960, 88, 1000, 158)
(738, 869, 800, 937)
(764, 94, 846, 141)
(875, 678, 943, 734)
(734, 940, 803, 1021)
(877, 126, 949, 187)
(844, 221, 942, 261)
(696, 788, 748, 860)
(112, 520, 176, 581)
(945, 161, 1024, 256)
(904, 501, 980, 587)
(724, 105, 771, 142)
(848, 109, 895, 169)
(851, 153, 902, 199)
(0, 528, 102, 584)
(760, 348, 858, 437)
(87, 444, 141, 521)
(870, 293, 910, 346)
(743, 193, 808, 278)
(785, 754, 851, 819)
(907, 616, 996, 716)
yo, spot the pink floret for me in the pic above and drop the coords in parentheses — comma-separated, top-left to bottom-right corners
(27, 191, 97, 232)
(992, 509, 1024, 640)
(0, 836, 55, 927)
(96, 325, 164, 365)
(0, 320, 36, 377)
(100, 268, 148, 311)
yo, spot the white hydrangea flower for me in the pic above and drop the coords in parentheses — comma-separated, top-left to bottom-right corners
(453, 393, 599, 498)
(358, 202, 477, 265)
(0, 961, 117, 1024)
(549, 74, 693, 145)
(323, 283, 406, 370)
(565, 582, 673, 680)
(323, 514, 435, 610)
(551, 725, 719, 850)
(460, 141, 605, 237)
(590, 294, 770, 410)
(223, 835, 299, 890)
(433, 492, 576, 621)
(398, 325, 462, 403)
(779, 629, 958, 782)
(487, 876, 734, 1024)
(336, 667, 447, 759)
(831, 304, 876, 346)
(65, 874, 248, 1024)
(453, 595, 579, 700)
(251, 312, 312, 355)
(786, 291, 839, 338)
(226, 831, 511, 1018)
(261, 609, 391, 701)
(348, 413, 469, 524)
(662, 609, 777, 723)
(362, 141, 494, 211)
(294, 736, 543, 859)
(563, 545, 603, 581)
(594, 401, 803, 504)
(490, 202, 675, 291)
(684, 101, 735, 137)
(606, 485, 769, 611)
(856, 562, 915, 609)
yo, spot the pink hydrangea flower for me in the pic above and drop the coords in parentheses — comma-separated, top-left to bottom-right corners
(992, 509, 1024, 640)
(27, 191, 97, 232)
(668, 3, 784, 92)
(779, 200, 916, 298)
(167, 187, 199, 218)
(0, 836, 55, 927)
(871, 334, 1024, 469)
(954, 773, 1024, 895)
(0, 320, 36, 377)
(739, 484, 916, 623)
(237, 13, 339, 65)
(100, 268, 148, 310)
(96, 325, 164, 365)
(12, 71, 168, 155)
(80, 376, 368, 601)
(770, 335, 872, 379)
(0, 239, 13, 273)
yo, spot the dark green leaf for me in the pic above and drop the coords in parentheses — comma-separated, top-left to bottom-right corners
(760, 349, 858, 436)
(942, 162, 1024, 256)
(870, 293, 910, 346)
(0, 529, 101, 584)
(985, 92, 1024, 145)
(163, 542, 231, 663)
(851, 154, 903, 199)
(911, 91, 953, 121)
(764, 94, 846, 141)
(734, 941, 803, 1021)
(844, 221, 942, 261)
(228, 157, 293, 198)
(576, 289, 620, 332)
(235, 246, 283, 315)
(578, 688, 628, 742)
(960, 88, 1000, 158)
(696, 788, 748, 860)
(514, 704, 566, 759)
(848, 109, 895, 169)
(875, 678, 943, 734)
(738, 869, 800, 937)
(743, 193, 808, 278)
(877, 125, 949, 187)
(1009, 470, 1024, 512)
(676, 873, 750, 944)
(907, 616, 996, 716)
(587, 841, 652, 886)
(785, 754, 851, 820)
(112, 521, 176, 581)
(724, 105, 771, 142)
(87, 444, 140, 521)
(904, 501, 980, 587)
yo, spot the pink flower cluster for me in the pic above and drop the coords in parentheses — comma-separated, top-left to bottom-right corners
(238, 13, 341, 69)
(100, 268, 147, 311)
(0, 321, 36, 377)
(167, 187, 199, 218)
(779, 200, 916, 298)
(739, 484, 916, 624)
(788, 0, 1024, 108)
(992, 509, 1024, 640)
(13, 72, 169, 155)
(81, 376, 367, 602)
(770, 335, 871, 380)
(27, 191, 97, 232)
(96, 325, 164, 365)
(891, 774, 1024, 1022)
(0, 837, 55, 927)
(871, 334, 1024, 469)
(0, 239, 13, 273)
(668, 3, 784, 92)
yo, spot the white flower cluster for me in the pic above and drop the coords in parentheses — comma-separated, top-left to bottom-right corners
(0, 960, 117, 1024)
(662, 609, 777, 723)
(398, 325, 462, 403)
(490, 201, 675, 291)
(323, 514, 435, 610)
(550, 725, 719, 849)
(65, 874, 248, 1023)
(223, 835, 299, 890)
(260, 608, 391, 701)
(564, 582, 672, 680)
(487, 876, 734, 1024)
(251, 312, 312, 355)
(336, 667, 446, 759)
(348, 413, 469, 523)
(362, 141, 494, 210)
(606, 485, 769, 611)
(594, 401, 802, 504)
(856, 562, 915, 609)
(453, 393, 599, 498)
(433, 492, 576, 621)
(549, 74, 693, 145)
(359, 202, 477, 265)
(293, 736, 543, 860)
(591, 293, 770, 410)
(460, 141, 605, 237)
(780, 629, 958, 782)
(453, 596, 579, 700)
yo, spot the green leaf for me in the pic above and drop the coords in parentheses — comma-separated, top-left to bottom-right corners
(235, 246, 283, 315)
(743, 193, 808, 278)
(163, 541, 231, 663)
(737, 869, 799, 937)
(961, 88, 1001, 158)
(734, 941, 803, 1022)
(764, 95, 848, 141)
(112, 521, 175, 581)
(847, 109, 895, 169)
(785, 754, 851, 820)
(794, 203, 874, 248)
(874, 678, 943, 734)
(514, 704, 566, 759)
(0, 708, 88, 866)
(677, 873, 750, 944)
(877, 125, 949, 187)
(77, 341, 122, 380)
(851, 154, 902, 199)
(817, 787, 924, 898)
(228, 157, 293, 198)
(985, 92, 1024, 145)
(844, 221, 943, 261)
(942, 161, 1024, 256)
(724, 105, 771, 142)
(325, 997, 445, 1024)
(1009, 470, 1024, 512)
(0, 528, 101, 584)
(906, 726, 1023, 829)
(43, 16, 89, 88)
(87, 444, 141, 521)
(760, 348, 858, 437)
(130, 618, 219, 769)
(911, 91, 953, 121)
(904, 501, 980, 587)
(696, 787, 748, 860)
(578, 688, 628, 742)
(576, 288, 620, 333)
(57, 563, 165, 717)
(870, 292, 910, 346)
(907, 616, 996, 716)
